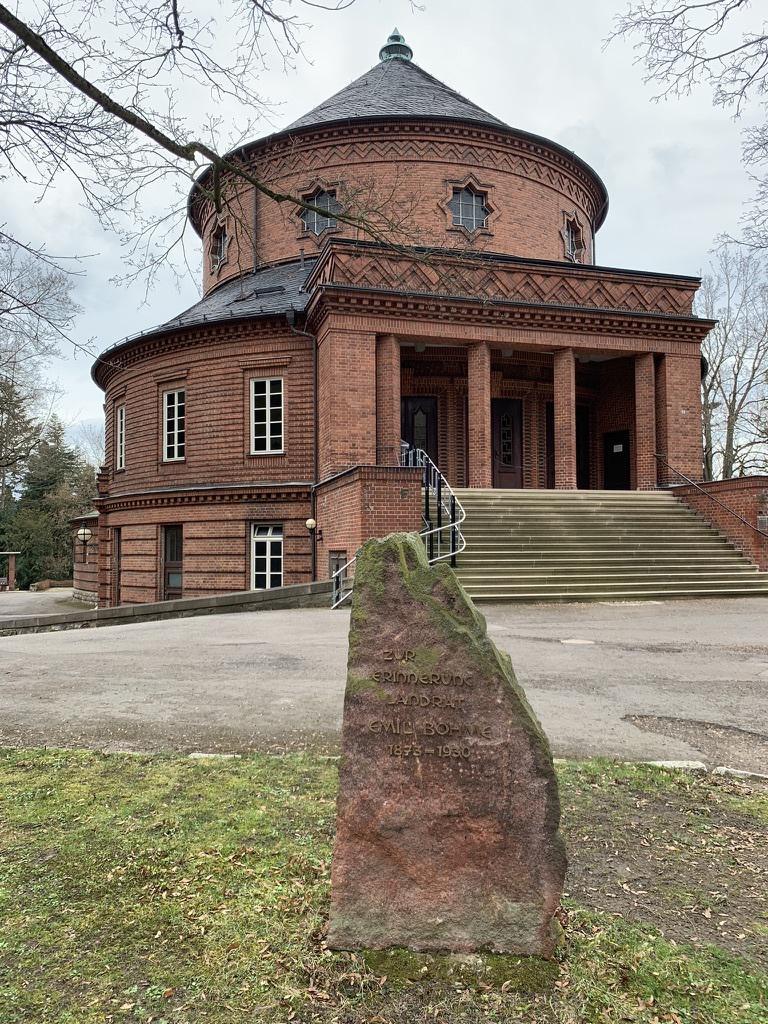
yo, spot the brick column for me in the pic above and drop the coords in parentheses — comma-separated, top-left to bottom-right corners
(635, 352, 657, 489)
(467, 341, 492, 487)
(553, 348, 577, 489)
(376, 334, 401, 467)
(317, 325, 377, 479)
(655, 354, 704, 483)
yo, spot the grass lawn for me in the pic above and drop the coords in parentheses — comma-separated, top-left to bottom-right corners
(0, 750, 766, 1024)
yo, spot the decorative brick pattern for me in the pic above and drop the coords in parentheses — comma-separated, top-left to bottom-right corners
(194, 120, 607, 294)
(309, 241, 700, 318)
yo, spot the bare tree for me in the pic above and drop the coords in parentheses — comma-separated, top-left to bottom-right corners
(697, 239, 768, 479)
(70, 419, 106, 469)
(0, 238, 74, 499)
(610, 1, 768, 244)
(0, 0, 438, 305)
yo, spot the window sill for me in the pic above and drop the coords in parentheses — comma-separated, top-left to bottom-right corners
(161, 458, 186, 465)
(249, 450, 285, 457)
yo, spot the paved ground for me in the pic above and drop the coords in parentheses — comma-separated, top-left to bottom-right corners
(2, 596, 767, 769)
(0, 588, 83, 617)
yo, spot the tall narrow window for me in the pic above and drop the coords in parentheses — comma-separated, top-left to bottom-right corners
(252, 524, 283, 590)
(448, 186, 489, 231)
(163, 389, 186, 461)
(210, 225, 228, 271)
(251, 377, 283, 454)
(115, 404, 126, 470)
(300, 190, 340, 235)
(562, 216, 585, 263)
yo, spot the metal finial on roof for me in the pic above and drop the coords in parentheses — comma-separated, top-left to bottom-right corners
(379, 28, 413, 62)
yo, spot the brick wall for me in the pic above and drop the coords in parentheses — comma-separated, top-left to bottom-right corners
(72, 526, 99, 602)
(102, 324, 314, 496)
(317, 324, 377, 478)
(97, 493, 311, 606)
(674, 477, 768, 570)
(314, 466, 422, 580)
(656, 354, 703, 482)
(196, 121, 604, 295)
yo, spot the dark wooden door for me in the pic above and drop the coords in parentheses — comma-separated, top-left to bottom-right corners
(162, 525, 183, 600)
(401, 396, 438, 465)
(492, 398, 523, 488)
(603, 430, 631, 490)
(546, 403, 591, 488)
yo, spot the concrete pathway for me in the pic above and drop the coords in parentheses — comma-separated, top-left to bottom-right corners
(0, 588, 82, 618)
(1, 598, 766, 771)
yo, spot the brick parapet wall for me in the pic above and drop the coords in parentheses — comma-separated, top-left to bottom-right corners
(673, 477, 768, 570)
(314, 465, 422, 580)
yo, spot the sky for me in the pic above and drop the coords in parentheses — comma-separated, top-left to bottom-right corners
(7, 0, 758, 431)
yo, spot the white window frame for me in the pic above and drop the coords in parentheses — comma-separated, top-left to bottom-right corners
(163, 388, 186, 462)
(250, 377, 284, 455)
(115, 404, 126, 470)
(251, 524, 283, 591)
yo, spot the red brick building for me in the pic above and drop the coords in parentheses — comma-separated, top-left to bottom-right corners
(92, 32, 731, 607)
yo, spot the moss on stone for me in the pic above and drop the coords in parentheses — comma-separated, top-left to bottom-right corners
(360, 948, 558, 991)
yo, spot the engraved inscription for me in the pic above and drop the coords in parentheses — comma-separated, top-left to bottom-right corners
(365, 652, 494, 762)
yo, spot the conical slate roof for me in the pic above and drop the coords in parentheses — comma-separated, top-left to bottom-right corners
(286, 43, 506, 133)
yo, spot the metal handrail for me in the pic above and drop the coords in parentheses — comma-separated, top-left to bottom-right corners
(655, 453, 768, 541)
(330, 444, 467, 608)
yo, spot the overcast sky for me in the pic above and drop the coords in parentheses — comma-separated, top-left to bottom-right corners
(10, 0, 757, 429)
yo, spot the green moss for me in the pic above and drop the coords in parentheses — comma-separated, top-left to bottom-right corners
(360, 948, 558, 991)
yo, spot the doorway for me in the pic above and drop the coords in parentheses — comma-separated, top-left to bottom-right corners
(603, 430, 631, 489)
(162, 525, 183, 600)
(492, 398, 523, 488)
(401, 396, 438, 465)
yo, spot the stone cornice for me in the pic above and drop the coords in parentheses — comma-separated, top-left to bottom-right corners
(306, 288, 714, 345)
(96, 482, 312, 513)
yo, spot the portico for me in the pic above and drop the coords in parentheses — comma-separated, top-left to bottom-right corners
(373, 332, 703, 492)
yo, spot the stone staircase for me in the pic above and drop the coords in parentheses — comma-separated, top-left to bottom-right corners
(450, 488, 768, 603)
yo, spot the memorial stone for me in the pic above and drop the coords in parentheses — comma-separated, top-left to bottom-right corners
(327, 533, 566, 957)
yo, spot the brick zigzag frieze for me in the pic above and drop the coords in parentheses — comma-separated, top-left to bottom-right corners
(195, 126, 602, 227)
(315, 248, 698, 318)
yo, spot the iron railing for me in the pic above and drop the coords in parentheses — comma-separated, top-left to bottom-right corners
(330, 444, 466, 608)
(655, 453, 768, 540)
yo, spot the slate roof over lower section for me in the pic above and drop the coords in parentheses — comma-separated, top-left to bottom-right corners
(285, 58, 506, 133)
(93, 259, 315, 379)
(151, 259, 315, 331)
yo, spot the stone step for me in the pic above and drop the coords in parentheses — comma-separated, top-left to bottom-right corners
(457, 569, 760, 583)
(461, 577, 768, 595)
(459, 555, 753, 567)
(463, 586, 768, 603)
